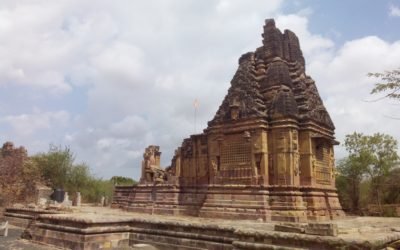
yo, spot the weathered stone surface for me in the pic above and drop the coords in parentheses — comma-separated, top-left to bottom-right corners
(15, 207, 400, 250)
(75, 192, 81, 207)
(140, 145, 167, 184)
(35, 185, 52, 207)
(275, 223, 305, 234)
(0, 142, 38, 206)
(304, 223, 338, 236)
(3, 207, 68, 228)
(0, 220, 8, 237)
(113, 18, 344, 222)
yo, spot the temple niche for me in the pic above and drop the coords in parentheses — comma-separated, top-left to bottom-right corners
(112, 19, 344, 222)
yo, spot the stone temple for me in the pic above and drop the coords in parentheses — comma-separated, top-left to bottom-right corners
(113, 19, 345, 222)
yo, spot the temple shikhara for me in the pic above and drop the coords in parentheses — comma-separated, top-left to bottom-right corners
(113, 19, 344, 222)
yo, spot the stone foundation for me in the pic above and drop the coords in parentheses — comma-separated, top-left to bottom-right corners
(18, 209, 400, 250)
(113, 184, 344, 222)
(3, 207, 66, 228)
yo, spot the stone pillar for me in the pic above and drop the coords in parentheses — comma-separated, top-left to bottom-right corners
(299, 131, 314, 186)
(100, 196, 105, 207)
(63, 192, 69, 203)
(62, 192, 72, 207)
(76, 192, 81, 207)
(257, 130, 269, 185)
(329, 146, 336, 188)
(291, 129, 300, 186)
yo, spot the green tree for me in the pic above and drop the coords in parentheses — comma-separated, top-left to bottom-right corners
(110, 176, 137, 186)
(31, 145, 74, 189)
(82, 178, 114, 203)
(336, 157, 366, 212)
(30, 145, 115, 203)
(369, 68, 400, 100)
(337, 132, 399, 213)
(65, 163, 92, 194)
(364, 133, 399, 209)
(381, 168, 400, 204)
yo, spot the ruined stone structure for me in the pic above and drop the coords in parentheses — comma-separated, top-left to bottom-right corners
(140, 145, 167, 183)
(0, 142, 37, 206)
(112, 19, 344, 222)
(0, 142, 27, 178)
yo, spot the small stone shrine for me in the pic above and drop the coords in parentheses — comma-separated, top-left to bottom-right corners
(113, 19, 344, 222)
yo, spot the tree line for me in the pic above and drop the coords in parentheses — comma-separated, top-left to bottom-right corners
(0, 145, 136, 207)
(335, 68, 400, 215)
(25, 145, 137, 203)
(336, 132, 399, 215)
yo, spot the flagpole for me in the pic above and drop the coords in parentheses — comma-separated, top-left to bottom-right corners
(193, 99, 198, 134)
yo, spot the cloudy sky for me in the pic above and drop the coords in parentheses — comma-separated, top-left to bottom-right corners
(1, 0, 400, 180)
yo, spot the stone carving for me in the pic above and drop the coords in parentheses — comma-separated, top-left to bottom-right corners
(294, 153, 300, 176)
(140, 145, 166, 184)
(209, 19, 333, 129)
(208, 52, 267, 126)
(182, 139, 193, 158)
(211, 158, 218, 176)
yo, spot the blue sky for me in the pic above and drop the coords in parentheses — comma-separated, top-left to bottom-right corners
(288, 0, 400, 44)
(1, 0, 400, 180)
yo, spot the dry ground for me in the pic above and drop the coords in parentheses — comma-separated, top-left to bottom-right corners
(0, 225, 57, 250)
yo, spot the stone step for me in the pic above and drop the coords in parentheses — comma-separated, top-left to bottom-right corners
(233, 241, 308, 250)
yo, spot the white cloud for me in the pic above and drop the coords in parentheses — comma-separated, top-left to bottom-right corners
(1, 110, 70, 136)
(276, 15, 334, 61)
(308, 36, 400, 158)
(91, 41, 146, 88)
(389, 5, 400, 17)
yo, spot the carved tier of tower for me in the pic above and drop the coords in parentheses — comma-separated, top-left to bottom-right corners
(112, 19, 345, 222)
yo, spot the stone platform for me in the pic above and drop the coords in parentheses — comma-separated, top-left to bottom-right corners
(113, 184, 344, 223)
(18, 207, 400, 250)
(4, 207, 67, 228)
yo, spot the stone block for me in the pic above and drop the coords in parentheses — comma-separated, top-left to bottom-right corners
(274, 223, 305, 233)
(304, 223, 338, 236)
(38, 198, 47, 207)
